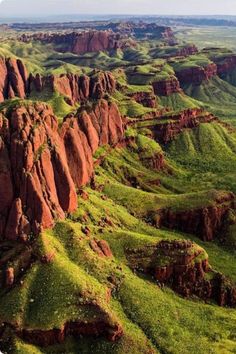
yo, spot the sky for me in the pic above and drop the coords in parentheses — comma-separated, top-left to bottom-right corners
(0, 0, 236, 17)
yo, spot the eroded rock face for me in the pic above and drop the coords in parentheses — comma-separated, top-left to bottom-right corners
(19, 316, 123, 347)
(0, 58, 28, 102)
(128, 91, 157, 108)
(158, 193, 235, 241)
(0, 55, 116, 106)
(126, 239, 236, 306)
(0, 103, 77, 240)
(152, 76, 182, 96)
(29, 71, 116, 106)
(213, 54, 236, 77)
(175, 63, 217, 85)
(149, 109, 216, 143)
(175, 45, 198, 57)
(20, 30, 131, 55)
(0, 100, 124, 241)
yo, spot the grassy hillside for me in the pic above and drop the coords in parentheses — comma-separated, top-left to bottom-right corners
(1, 26, 236, 354)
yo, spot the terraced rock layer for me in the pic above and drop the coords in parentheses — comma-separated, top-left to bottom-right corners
(152, 76, 182, 96)
(175, 63, 217, 85)
(158, 193, 235, 241)
(127, 240, 236, 306)
(149, 109, 216, 143)
(30, 71, 116, 105)
(0, 56, 117, 105)
(19, 30, 134, 55)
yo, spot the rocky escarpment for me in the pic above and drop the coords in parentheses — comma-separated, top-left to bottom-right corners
(127, 240, 236, 306)
(175, 45, 198, 57)
(157, 45, 198, 59)
(101, 22, 175, 42)
(127, 90, 157, 108)
(19, 321, 122, 347)
(212, 54, 236, 77)
(158, 193, 235, 242)
(0, 56, 116, 105)
(30, 71, 116, 105)
(175, 63, 217, 85)
(143, 109, 216, 143)
(0, 100, 123, 241)
(0, 57, 28, 102)
(152, 76, 182, 96)
(19, 30, 135, 55)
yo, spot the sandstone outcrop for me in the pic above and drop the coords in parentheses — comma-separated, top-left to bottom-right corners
(213, 54, 236, 77)
(127, 239, 236, 306)
(0, 54, 116, 106)
(127, 91, 157, 108)
(152, 76, 182, 96)
(0, 100, 123, 241)
(158, 193, 235, 241)
(0, 57, 28, 102)
(30, 71, 116, 105)
(175, 63, 217, 85)
(175, 45, 198, 57)
(141, 152, 166, 171)
(19, 316, 123, 347)
(148, 109, 216, 143)
(20, 30, 134, 55)
(90, 238, 113, 258)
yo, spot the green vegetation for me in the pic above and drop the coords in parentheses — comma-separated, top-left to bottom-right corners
(170, 54, 212, 72)
(1, 25, 236, 354)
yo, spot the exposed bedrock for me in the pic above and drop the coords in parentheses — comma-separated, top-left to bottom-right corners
(152, 76, 182, 96)
(213, 54, 236, 77)
(127, 239, 236, 306)
(175, 63, 217, 85)
(142, 108, 216, 144)
(127, 90, 157, 108)
(0, 55, 116, 105)
(19, 30, 135, 55)
(0, 57, 28, 102)
(29, 71, 116, 105)
(0, 100, 123, 241)
(18, 316, 123, 347)
(157, 193, 236, 241)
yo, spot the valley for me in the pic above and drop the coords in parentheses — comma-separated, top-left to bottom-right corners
(0, 19, 236, 354)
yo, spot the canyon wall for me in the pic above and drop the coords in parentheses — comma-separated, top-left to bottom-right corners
(30, 71, 116, 105)
(0, 56, 116, 105)
(152, 76, 182, 96)
(19, 30, 134, 55)
(0, 100, 123, 241)
(213, 54, 236, 77)
(175, 63, 217, 85)
(0, 57, 28, 102)
(141, 108, 216, 143)
(158, 193, 235, 241)
(127, 239, 236, 307)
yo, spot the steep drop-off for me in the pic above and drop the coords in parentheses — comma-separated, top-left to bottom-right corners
(19, 30, 135, 55)
(0, 100, 123, 241)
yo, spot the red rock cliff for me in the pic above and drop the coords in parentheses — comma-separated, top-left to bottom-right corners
(213, 55, 236, 77)
(127, 239, 236, 307)
(0, 100, 123, 241)
(175, 63, 217, 85)
(29, 71, 116, 105)
(158, 193, 235, 241)
(0, 57, 28, 102)
(142, 109, 216, 144)
(152, 76, 182, 96)
(20, 30, 132, 55)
